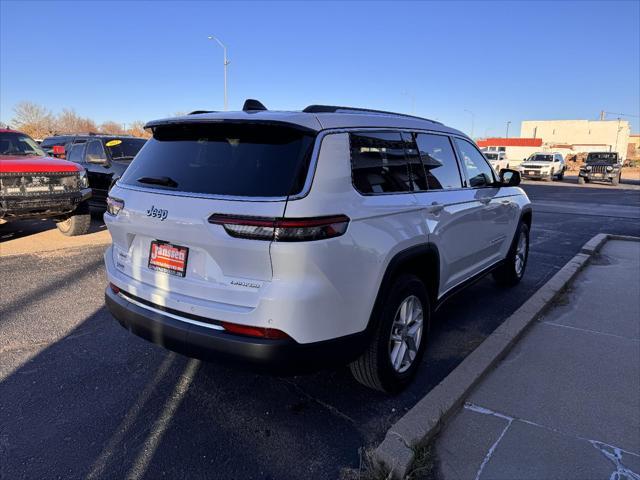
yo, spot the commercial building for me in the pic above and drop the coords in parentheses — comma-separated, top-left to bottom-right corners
(628, 134, 640, 161)
(476, 138, 543, 165)
(477, 119, 631, 163)
(520, 119, 630, 161)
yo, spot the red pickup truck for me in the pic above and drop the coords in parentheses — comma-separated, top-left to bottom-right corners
(0, 129, 92, 236)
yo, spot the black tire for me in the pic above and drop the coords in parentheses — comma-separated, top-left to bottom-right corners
(56, 202, 91, 236)
(493, 222, 529, 287)
(612, 174, 620, 186)
(578, 176, 585, 185)
(350, 274, 430, 393)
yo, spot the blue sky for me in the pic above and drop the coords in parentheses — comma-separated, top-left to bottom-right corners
(1, 0, 638, 136)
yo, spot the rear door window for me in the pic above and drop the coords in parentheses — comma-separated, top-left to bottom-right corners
(350, 132, 411, 194)
(120, 123, 315, 197)
(415, 134, 462, 189)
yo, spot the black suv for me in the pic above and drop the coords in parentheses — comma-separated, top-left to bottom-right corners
(578, 152, 623, 185)
(41, 134, 147, 209)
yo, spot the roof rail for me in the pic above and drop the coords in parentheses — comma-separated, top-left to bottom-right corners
(302, 105, 442, 125)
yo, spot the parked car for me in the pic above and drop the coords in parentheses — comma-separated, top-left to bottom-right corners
(103, 101, 532, 392)
(0, 129, 92, 235)
(40, 135, 76, 158)
(519, 152, 565, 181)
(41, 134, 147, 209)
(578, 152, 622, 185)
(483, 151, 510, 172)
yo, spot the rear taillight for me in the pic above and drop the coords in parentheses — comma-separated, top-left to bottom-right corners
(221, 321, 291, 340)
(209, 214, 350, 242)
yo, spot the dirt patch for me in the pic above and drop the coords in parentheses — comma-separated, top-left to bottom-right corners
(0, 220, 111, 256)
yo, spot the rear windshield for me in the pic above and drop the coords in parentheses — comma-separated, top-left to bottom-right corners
(120, 123, 315, 197)
(41, 137, 71, 148)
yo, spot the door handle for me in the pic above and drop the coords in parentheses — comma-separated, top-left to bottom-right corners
(426, 202, 444, 214)
(500, 199, 511, 205)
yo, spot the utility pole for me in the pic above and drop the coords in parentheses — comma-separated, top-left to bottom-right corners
(207, 35, 230, 111)
(464, 109, 475, 139)
(506, 121, 511, 138)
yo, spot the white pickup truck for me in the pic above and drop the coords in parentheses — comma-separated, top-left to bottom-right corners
(483, 151, 510, 172)
(519, 152, 566, 181)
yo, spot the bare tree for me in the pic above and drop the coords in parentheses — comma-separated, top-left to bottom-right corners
(57, 109, 98, 134)
(100, 121, 126, 135)
(11, 101, 54, 138)
(127, 120, 151, 138)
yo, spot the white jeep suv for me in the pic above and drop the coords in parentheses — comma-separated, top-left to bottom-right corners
(519, 152, 566, 181)
(104, 101, 532, 392)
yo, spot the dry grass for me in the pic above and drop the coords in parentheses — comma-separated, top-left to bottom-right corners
(339, 443, 438, 480)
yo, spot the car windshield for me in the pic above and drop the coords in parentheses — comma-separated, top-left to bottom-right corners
(0, 131, 46, 156)
(120, 123, 315, 197)
(587, 152, 617, 163)
(104, 138, 147, 161)
(529, 154, 553, 162)
(484, 153, 498, 160)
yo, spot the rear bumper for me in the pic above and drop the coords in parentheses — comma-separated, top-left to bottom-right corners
(0, 188, 91, 220)
(105, 286, 369, 374)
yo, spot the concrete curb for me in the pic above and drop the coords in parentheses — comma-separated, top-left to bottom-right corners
(374, 233, 638, 479)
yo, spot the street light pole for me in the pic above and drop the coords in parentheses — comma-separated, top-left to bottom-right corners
(506, 121, 511, 138)
(464, 109, 475, 138)
(207, 35, 229, 111)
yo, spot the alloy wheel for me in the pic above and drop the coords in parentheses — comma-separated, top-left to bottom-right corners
(388, 295, 424, 373)
(514, 231, 527, 277)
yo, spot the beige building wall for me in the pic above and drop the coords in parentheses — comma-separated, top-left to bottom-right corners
(520, 119, 631, 160)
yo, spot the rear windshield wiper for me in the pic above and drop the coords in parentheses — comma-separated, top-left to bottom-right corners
(137, 176, 178, 188)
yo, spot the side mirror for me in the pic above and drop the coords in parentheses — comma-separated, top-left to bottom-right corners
(499, 168, 521, 186)
(86, 154, 108, 165)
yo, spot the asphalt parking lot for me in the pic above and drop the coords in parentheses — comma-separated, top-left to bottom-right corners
(1, 180, 639, 479)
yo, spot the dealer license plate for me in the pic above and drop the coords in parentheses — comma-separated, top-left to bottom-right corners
(148, 241, 189, 277)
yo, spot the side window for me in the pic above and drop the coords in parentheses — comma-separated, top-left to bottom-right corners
(350, 132, 411, 194)
(454, 138, 495, 188)
(401, 132, 428, 191)
(66, 143, 86, 163)
(415, 133, 462, 189)
(85, 140, 106, 162)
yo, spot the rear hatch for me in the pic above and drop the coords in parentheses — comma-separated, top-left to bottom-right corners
(111, 121, 316, 308)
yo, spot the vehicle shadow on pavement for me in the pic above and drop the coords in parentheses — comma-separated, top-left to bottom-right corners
(0, 217, 107, 243)
(0, 303, 370, 479)
(0, 280, 523, 480)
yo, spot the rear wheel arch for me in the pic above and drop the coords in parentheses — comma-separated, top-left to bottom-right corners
(368, 243, 440, 330)
(520, 208, 532, 230)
